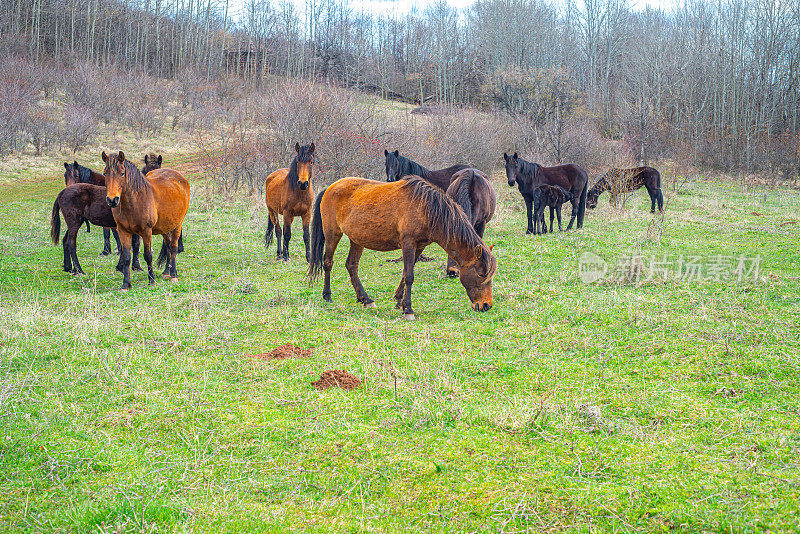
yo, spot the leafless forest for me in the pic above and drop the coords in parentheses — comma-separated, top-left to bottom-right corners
(2, 0, 799, 186)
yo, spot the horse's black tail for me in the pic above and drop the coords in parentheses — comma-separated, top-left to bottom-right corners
(577, 178, 588, 228)
(307, 186, 328, 281)
(265, 216, 274, 248)
(50, 193, 62, 244)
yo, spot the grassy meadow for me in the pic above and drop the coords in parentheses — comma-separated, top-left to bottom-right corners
(1, 149, 799, 532)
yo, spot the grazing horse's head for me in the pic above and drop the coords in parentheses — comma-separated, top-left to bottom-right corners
(503, 152, 520, 187)
(459, 244, 497, 312)
(142, 153, 162, 175)
(294, 142, 315, 190)
(102, 150, 128, 208)
(63, 161, 81, 186)
(384, 149, 403, 182)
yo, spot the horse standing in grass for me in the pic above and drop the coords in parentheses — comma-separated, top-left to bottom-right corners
(264, 143, 315, 261)
(532, 184, 574, 235)
(444, 168, 496, 277)
(384, 149, 470, 191)
(503, 152, 589, 233)
(64, 161, 121, 255)
(308, 176, 497, 319)
(103, 151, 190, 289)
(51, 184, 142, 276)
(587, 166, 663, 213)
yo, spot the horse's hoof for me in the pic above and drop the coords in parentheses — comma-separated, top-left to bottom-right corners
(403, 313, 416, 321)
(120, 287, 129, 292)
(170, 277, 178, 283)
(161, 273, 171, 279)
(132, 265, 143, 272)
(100, 251, 110, 256)
(364, 301, 377, 308)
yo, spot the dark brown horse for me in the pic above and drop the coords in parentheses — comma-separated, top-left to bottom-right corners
(103, 151, 190, 289)
(264, 143, 315, 261)
(142, 153, 163, 175)
(64, 160, 120, 255)
(587, 166, 663, 213)
(532, 184, 574, 234)
(308, 176, 497, 319)
(503, 153, 588, 233)
(51, 184, 142, 275)
(384, 149, 471, 191)
(444, 168, 496, 277)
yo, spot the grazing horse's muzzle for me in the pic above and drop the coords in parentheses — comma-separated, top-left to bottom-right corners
(473, 302, 492, 312)
(106, 196, 120, 208)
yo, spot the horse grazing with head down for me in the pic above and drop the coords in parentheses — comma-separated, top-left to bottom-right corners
(308, 176, 497, 320)
(503, 152, 588, 233)
(264, 143, 315, 261)
(384, 149, 470, 191)
(103, 151, 190, 289)
(444, 168, 496, 277)
(587, 166, 663, 213)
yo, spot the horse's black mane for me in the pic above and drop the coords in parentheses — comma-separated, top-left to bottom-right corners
(286, 144, 314, 190)
(515, 157, 540, 184)
(404, 176, 480, 249)
(118, 157, 148, 192)
(76, 163, 93, 183)
(589, 176, 610, 195)
(397, 154, 430, 180)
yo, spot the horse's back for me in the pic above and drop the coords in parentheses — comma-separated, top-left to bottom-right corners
(264, 168, 288, 210)
(146, 168, 190, 233)
(541, 163, 588, 191)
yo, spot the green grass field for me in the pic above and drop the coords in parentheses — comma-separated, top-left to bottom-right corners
(1, 163, 799, 533)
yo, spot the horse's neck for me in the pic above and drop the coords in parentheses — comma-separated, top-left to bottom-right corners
(408, 159, 430, 179)
(433, 228, 474, 265)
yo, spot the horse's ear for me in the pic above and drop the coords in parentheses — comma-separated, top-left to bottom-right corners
(102, 151, 108, 162)
(144, 154, 149, 164)
(64, 162, 69, 169)
(295, 142, 301, 153)
(393, 150, 399, 157)
(503, 152, 508, 161)
(489, 244, 495, 253)
(384, 149, 389, 156)
(513, 152, 518, 160)
(309, 142, 315, 154)
(118, 151, 125, 162)
(157, 155, 162, 165)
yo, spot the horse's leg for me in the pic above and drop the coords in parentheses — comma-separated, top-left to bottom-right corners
(141, 230, 155, 285)
(566, 197, 578, 230)
(101, 228, 112, 255)
(524, 196, 534, 234)
(345, 243, 375, 307)
(549, 206, 555, 233)
(399, 243, 419, 320)
(556, 205, 563, 231)
(281, 212, 292, 261)
(67, 225, 83, 275)
(62, 232, 72, 273)
(168, 227, 181, 280)
(111, 228, 121, 254)
(302, 210, 311, 264)
(268, 209, 282, 259)
(657, 189, 664, 212)
(394, 247, 424, 307)
(322, 232, 342, 302)
(117, 229, 133, 290)
(131, 233, 142, 271)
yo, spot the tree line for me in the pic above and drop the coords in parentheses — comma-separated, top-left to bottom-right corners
(2, 0, 799, 176)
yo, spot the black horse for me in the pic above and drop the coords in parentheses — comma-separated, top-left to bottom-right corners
(587, 166, 663, 213)
(51, 184, 142, 275)
(503, 153, 588, 234)
(384, 149, 470, 191)
(532, 184, 574, 235)
(445, 168, 496, 276)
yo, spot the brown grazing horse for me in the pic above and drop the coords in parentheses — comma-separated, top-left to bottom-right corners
(504, 153, 589, 233)
(308, 176, 497, 320)
(384, 149, 470, 191)
(51, 184, 142, 275)
(587, 166, 663, 212)
(444, 168, 496, 277)
(264, 143, 315, 261)
(103, 151, 190, 289)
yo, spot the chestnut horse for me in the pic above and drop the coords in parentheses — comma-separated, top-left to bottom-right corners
(587, 166, 663, 213)
(308, 176, 497, 319)
(384, 149, 470, 191)
(264, 143, 315, 261)
(503, 153, 588, 233)
(444, 168, 496, 277)
(102, 151, 190, 289)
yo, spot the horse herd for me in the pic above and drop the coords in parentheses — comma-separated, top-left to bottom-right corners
(49, 144, 663, 319)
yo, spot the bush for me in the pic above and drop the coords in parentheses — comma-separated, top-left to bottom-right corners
(63, 105, 96, 153)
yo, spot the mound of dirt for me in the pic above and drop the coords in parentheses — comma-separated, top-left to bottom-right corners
(248, 344, 312, 361)
(312, 369, 362, 391)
